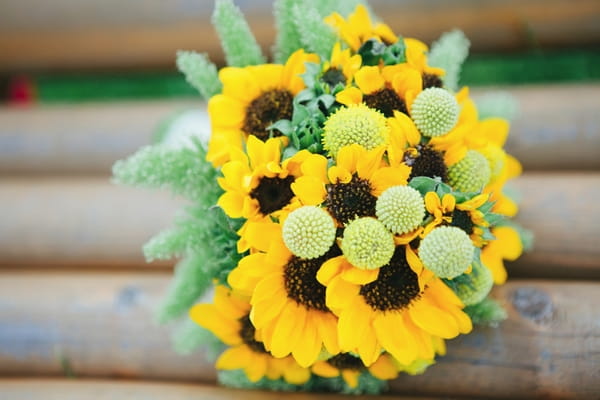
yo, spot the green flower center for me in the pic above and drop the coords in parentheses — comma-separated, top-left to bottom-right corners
(341, 217, 395, 270)
(322, 104, 389, 158)
(283, 206, 337, 259)
(359, 246, 421, 311)
(405, 144, 448, 182)
(239, 314, 268, 354)
(363, 87, 408, 117)
(326, 174, 377, 224)
(243, 89, 294, 141)
(250, 175, 295, 215)
(283, 245, 341, 311)
(376, 185, 425, 235)
(321, 67, 347, 88)
(326, 353, 365, 371)
(419, 226, 474, 279)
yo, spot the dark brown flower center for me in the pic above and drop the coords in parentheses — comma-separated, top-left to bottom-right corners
(250, 175, 295, 215)
(450, 209, 474, 234)
(239, 314, 268, 353)
(360, 246, 421, 311)
(283, 245, 341, 311)
(243, 89, 294, 141)
(363, 88, 408, 117)
(422, 73, 444, 89)
(405, 145, 448, 182)
(322, 67, 347, 88)
(326, 353, 364, 371)
(326, 175, 377, 224)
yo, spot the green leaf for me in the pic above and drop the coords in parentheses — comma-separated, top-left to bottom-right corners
(175, 51, 222, 100)
(358, 39, 387, 66)
(382, 38, 406, 65)
(212, 0, 265, 67)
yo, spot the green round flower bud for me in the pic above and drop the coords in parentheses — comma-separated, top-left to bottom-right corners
(376, 185, 425, 234)
(322, 103, 388, 158)
(448, 150, 491, 193)
(453, 263, 493, 306)
(282, 206, 336, 259)
(341, 217, 395, 270)
(410, 87, 459, 137)
(419, 226, 474, 279)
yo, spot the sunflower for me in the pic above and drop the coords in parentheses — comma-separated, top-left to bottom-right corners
(320, 42, 362, 90)
(317, 245, 472, 367)
(481, 225, 523, 284)
(311, 352, 398, 388)
(291, 144, 410, 225)
(190, 285, 310, 384)
(227, 228, 341, 368)
(423, 191, 490, 246)
(325, 5, 397, 51)
(336, 64, 422, 117)
(207, 49, 319, 167)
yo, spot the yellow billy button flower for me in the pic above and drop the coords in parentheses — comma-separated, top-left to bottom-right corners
(282, 206, 336, 259)
(410, 87, 459, 138)
(419, 226, 474, 279)
(322, 104, 389, 159)
(376, 185, 425, 235)
(448, 150, 491, 193)
(341, 217, 395, 270)
(206, 49, 319, 167)
(190, 285, 310, 384)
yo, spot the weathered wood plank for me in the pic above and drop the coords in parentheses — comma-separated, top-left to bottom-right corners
(0, 272, 598, 398)
(1, 173, 598, 277)
(1, 0, 599, 71)
(1, 85, 597, 175)
(0, 379, 438, 400)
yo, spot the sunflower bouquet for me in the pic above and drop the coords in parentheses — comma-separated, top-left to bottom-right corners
(113, 0, 530, 395)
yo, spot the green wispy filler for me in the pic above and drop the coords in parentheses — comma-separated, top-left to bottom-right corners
(212, 0, 265, 67)
(291, 4, 337, 60)
(428, 30, 470, 92)
(176, 51, 222, 100)
(112, 141, 220, 203)
(464, 298, 508, 327)
(273, 0, 304, 64)
(475, 91, 519, 121)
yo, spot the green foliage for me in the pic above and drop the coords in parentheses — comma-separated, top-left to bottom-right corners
(291, 4, 337, 60)
(464, 298, 508, 327)
(112, 141, 221, 203)
(273, 0, 304, 64)
(428, 30, 470, 92)
(212, 0, 265, 67)
(475, 91, 519, 121)
(305, 373, 387, 395)
(175, 51, 222, 100)
(172, 317, 225, 359)
(218, 369, 301, 392)
(358, 38, 406, 66)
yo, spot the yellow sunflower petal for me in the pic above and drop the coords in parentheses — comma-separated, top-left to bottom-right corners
(424, 192, 441, 214)
(243, 221, 282, 252)
(270, 302, 306, 357)
(356, 145, 386, 180)
(495, 226, 523, 260)
(216, 346, 252, 370)
(370, 166, 411, 196)
(317, 256, 346, 286)
(217, 192, 245, 219)
(317, 312, 341, 355)
(337, 299, 370, 351)
(325, 275, 360, 312)
(336, 87, 363, 106)
(355, 66, 385, 94)
(373, 312, 417, 365)
(292, 315, 322, 367)
(342, 370, 361, 388)
(336, 144, 362, 173)
(441, 194, 456, 212)
(457, 193, 489, 210)
(312, 360, 339, 378)
(208, 94, 246, 128)
(341, 266, 379, 285)
(481, 118, 510, 147)
(291, 176, 327, 205)
(189, 304, 241, 346)
(409, 299, 460, 339)
(214, 286, 250, 319)
(327, 165, 352, 184)
(357, 326, 382, 367)
(369, 354, 398, 380)
(283, 362, 311, 384)
(244, 353, 268, 382)
(219, 67, 260, 102)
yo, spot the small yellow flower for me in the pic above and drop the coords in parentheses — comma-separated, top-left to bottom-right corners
(321, 42, 362, 88)
(207, 49, 318, 167)
(325, 5, 397, 51)
(190, 285, 310, 384)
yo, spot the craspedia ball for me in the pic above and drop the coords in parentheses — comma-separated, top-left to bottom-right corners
(410, 87, 459, 137)
(448, 150, 491, 192)
(322, 103, 388, 158)
(341, 217, 395, 270)
(453, 263, 494, 306)
(419, 226, 474, 279)
(282, 206, 336, 259)
(376, 186, 425, 234)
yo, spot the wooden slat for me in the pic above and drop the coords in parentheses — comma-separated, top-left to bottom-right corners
(0, 177, 184, 269)
(1, 0, 599, 71)
(0, 379, 438, 400)
(1, 85, 599, 174)
(0, 272, 598, 398)
(1, 173, 599, 277)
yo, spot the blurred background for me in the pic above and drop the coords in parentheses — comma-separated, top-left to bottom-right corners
(1, 0, 599, 399)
